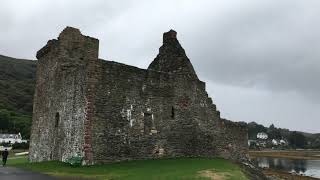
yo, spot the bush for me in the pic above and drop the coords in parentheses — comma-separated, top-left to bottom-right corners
(12, 142, 29, 150)
(65, 155, 83, 166)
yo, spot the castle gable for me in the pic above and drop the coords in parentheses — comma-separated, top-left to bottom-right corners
(148, 30, 198, 79)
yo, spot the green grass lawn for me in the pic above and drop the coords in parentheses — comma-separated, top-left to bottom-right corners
(8, 156, 248, 180)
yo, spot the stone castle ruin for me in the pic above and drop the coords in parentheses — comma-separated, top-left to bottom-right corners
(29, 27, 248, 165)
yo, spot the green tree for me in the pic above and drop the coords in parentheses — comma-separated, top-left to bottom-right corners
(247, 122, 267, 139)
(0, 109, 10, 131)
(267, 124, 282, 139)
(289, 131, 307, 148)
(0, 108, 32, 138)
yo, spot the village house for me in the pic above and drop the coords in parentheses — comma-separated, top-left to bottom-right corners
(0, 133, 27, 144)
(257, 132, 268, 140)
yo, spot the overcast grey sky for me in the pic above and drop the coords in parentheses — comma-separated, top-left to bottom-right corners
(1, 0, 319, 133)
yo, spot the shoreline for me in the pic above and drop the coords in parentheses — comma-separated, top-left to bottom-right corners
(249, 150, 320, 179)
(249, 150, 320, 160)
(263, 169, 319, 180)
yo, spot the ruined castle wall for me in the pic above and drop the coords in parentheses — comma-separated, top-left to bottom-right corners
(216, 119, 249, 161)
(90, 59, 228, 163)
(30, 27, 248, 164)
(91, 60, 174, 162)
(29, 27, 99, 162)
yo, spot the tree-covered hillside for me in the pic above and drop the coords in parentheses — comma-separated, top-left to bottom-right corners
(0, 55, 36, 138)
(247, 121, 320, 149)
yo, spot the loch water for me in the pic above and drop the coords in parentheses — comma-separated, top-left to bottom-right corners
(253, 157, 320, 178)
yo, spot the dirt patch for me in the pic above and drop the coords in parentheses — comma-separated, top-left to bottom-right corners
(198, 169, 231, 180)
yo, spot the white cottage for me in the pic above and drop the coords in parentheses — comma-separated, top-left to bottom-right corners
(257, 132, 268, 140)
(272, 139, 278, 145)
(0, 133, 26, 144)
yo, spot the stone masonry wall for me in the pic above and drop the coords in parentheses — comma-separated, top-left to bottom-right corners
(91, 60, 222, 163)
(29, 27, 99, 163)
(30, 27, 248, 164)
(217, 119, 249, 161)
(90, 30, 247, 163)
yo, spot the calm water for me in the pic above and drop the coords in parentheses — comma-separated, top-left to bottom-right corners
(253, 157, 320, 178)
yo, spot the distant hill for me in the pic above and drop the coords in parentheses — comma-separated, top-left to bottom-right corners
(0, 54, 36, 138)
(0, 55, 36, 113)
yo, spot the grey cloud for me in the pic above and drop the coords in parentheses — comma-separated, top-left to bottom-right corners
(186, 1, 320, 102)
(206, 81, 320, 133)
(0, 0, 319, 132)
(0, 0, 137, 59)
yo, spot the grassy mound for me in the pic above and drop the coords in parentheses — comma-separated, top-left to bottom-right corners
(8, 157, 248, 180)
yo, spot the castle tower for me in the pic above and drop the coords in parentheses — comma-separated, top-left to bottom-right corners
(29, 27, 99, 164)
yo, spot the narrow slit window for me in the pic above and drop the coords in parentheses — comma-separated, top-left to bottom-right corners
(171, 106, 175, 119)
(55, 112, 60, 128)
(144, 112, 152, 133)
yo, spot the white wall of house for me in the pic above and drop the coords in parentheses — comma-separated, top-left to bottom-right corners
(0, 133, 26, 144)
(257, 132, 268, 140)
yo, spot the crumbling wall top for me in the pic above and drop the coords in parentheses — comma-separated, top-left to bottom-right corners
(36, 26, 98, 60)
(58, 26, 82, 41)
(221, 118, 248, 129)
(36, 39, 59, 59)
(163, 29, 177, 44)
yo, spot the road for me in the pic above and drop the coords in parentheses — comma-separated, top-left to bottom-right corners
(0, 166, 57, 180)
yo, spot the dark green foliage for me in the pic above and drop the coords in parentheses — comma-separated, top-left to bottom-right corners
(0, 108, 32, 138)
(0, 142, 11, 147)
(267, 124, 282, 139)
(0, 55, 36, 139)
(0, 55, 36, 113)
(247, 122, 267, 139)
(289, 131, 307, 148)
(248, 122, 290, 140)
(12, 142, 29, 149)
(0, 109, 10, 130)
(65, 155, 83, 166)
(247, 121, 320, 149)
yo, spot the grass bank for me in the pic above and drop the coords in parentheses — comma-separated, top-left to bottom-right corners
(8, 156, 248, 180)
